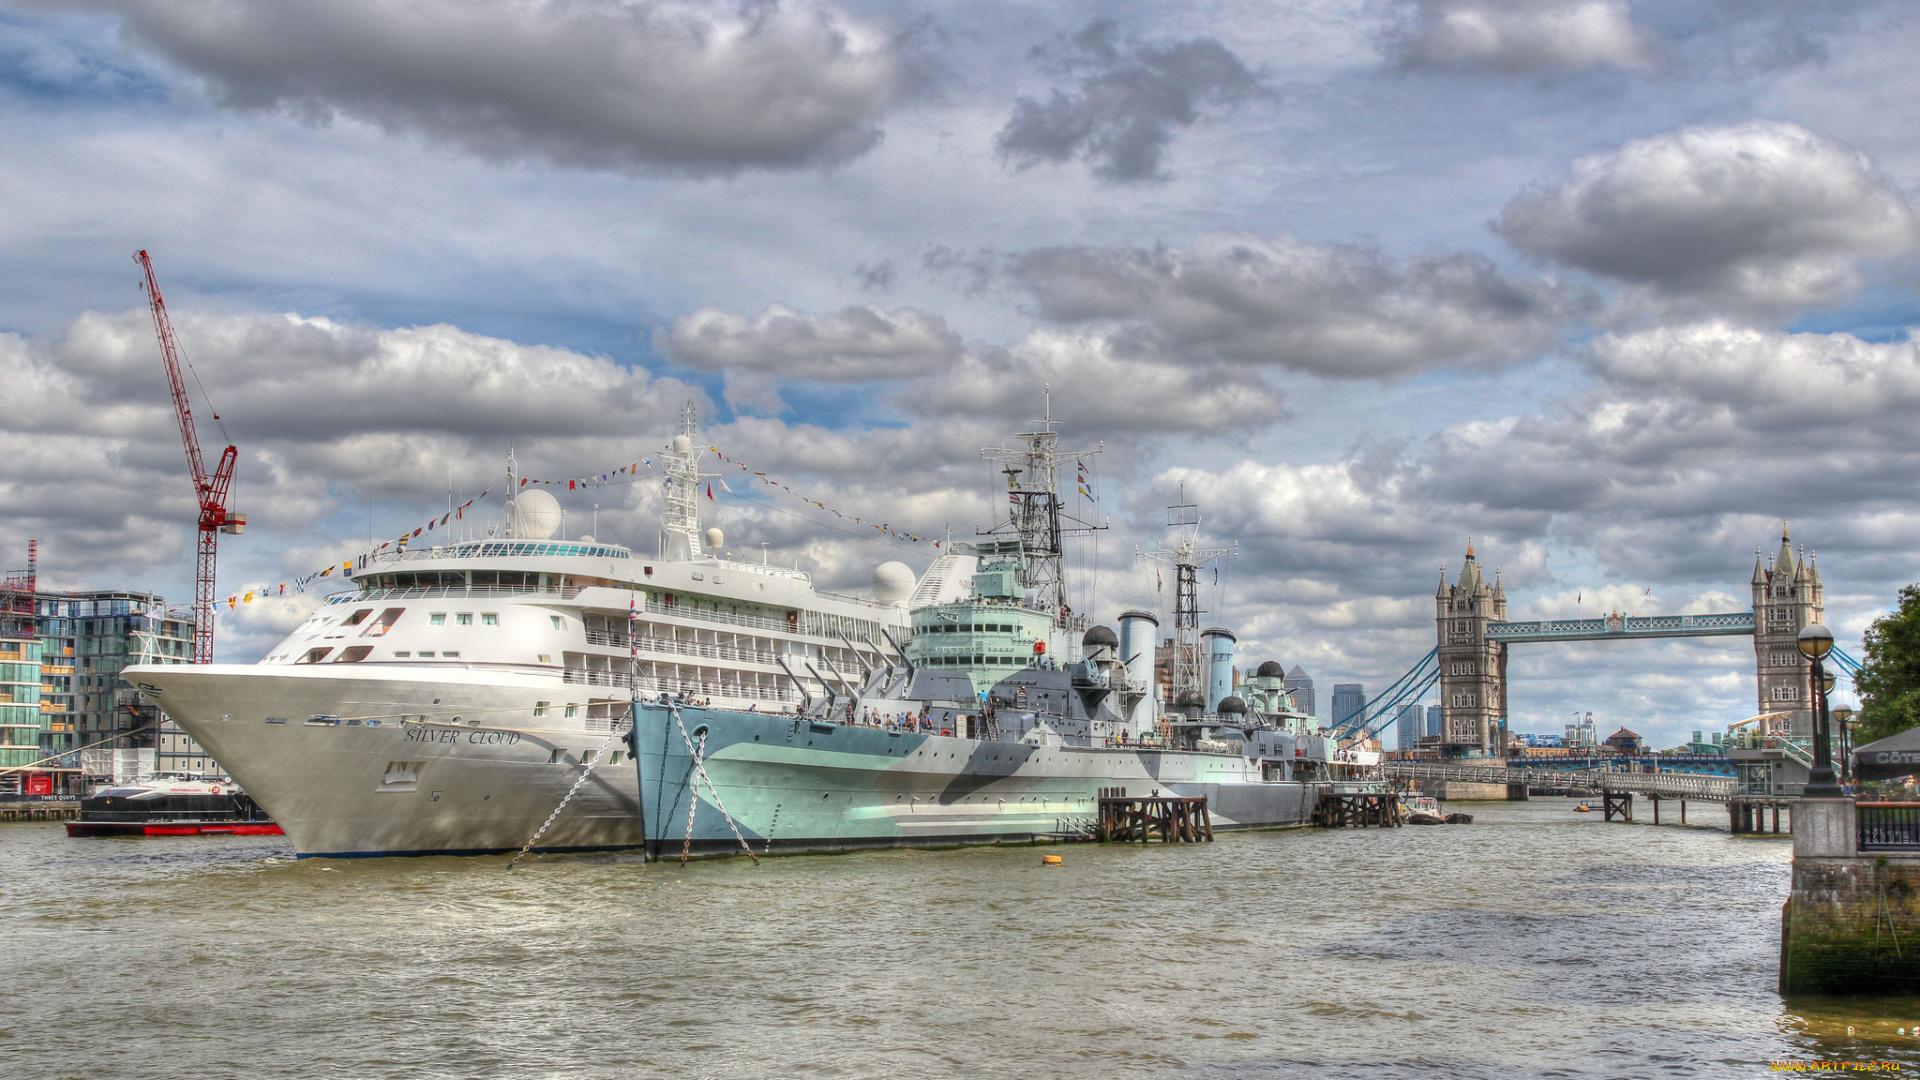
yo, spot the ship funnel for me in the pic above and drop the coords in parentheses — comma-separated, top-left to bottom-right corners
(1118, 610, 1158, 734)
(1203, 627, 1236, 713)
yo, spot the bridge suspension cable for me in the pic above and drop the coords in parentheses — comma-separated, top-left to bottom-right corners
(1332, 647, 1439, 743)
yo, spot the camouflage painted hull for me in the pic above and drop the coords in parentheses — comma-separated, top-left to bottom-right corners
(633, 704, 1315, 858)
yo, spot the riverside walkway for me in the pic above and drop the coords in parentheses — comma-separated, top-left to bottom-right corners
(1380, 760, 1792, 831)
(1381, 760, 1735, 800)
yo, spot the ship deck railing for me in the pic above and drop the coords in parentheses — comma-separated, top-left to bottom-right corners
(566, 669, 799, 704)
(334, 584, 583, 603)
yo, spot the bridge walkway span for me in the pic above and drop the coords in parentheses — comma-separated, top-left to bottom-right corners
(1382, 761, 1736, 801)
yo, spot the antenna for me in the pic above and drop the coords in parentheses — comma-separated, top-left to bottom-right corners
(979, 388, 1103, 622)
(1137, 492, 1236, 724)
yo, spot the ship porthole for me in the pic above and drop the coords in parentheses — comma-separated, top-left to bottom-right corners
(821, 792, 831, 800)
(692, 726, 709, 739)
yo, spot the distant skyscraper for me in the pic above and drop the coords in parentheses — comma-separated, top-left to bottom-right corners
(1394, 701, 1423, 750)
(1284, 665, 1315, 718)
(1332, 683, 1365, 730)
(1427, 705, 1443, 738)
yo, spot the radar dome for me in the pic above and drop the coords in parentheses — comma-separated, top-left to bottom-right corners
(704, 527, 724, 552)
(1082, 625, 1119, 648)
(672, 434, 693, 454)
(511, 489, 563, 540)
(872, 561, 916, 605)
(1255, 660, 1285, 679)
(578, 535, 594, 544)
(1218, 695, 1249, 715)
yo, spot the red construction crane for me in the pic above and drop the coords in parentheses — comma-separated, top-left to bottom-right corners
(136, 251, 243, 664)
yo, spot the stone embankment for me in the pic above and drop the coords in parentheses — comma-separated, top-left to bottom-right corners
(1780, 799, 1920, 995)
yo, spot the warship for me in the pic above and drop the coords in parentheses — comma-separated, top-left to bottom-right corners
(626, 407, 1367, 858)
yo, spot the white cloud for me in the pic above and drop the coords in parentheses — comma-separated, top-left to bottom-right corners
(1010, 231, 1572, 378)
(664, 303, 961, 381)
(1395, 0, 1662, 74)
(1588, 321, 1920, 428)
(904, 329, 1284, 433)
(1496, 121, 1919, 317)
(52, 0, 907, 174)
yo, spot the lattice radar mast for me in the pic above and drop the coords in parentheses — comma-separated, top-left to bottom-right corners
(980, 386, 1103, 622)
(1137, 493, 1235, 718)
(136, 251, 242, 664)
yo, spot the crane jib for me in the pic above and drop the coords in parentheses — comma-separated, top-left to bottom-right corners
(135, 250, 240, 664)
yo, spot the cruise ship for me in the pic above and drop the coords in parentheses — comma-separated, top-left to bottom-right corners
(125, 408, 931, 857)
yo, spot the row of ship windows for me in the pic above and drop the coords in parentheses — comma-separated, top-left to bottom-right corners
(296, 646, 560, 664)
(915, 623, 1021, 635)
(341, 609, 567, 630)
(922, 655, 1028, 666)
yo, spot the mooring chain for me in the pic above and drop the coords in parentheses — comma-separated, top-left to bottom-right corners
(670, 706, 758, 865)
(508, 725, 626, 873)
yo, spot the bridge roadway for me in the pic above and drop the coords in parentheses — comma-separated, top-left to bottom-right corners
(1382, 760, 1736, 801)
(1485, 611, 1754, 643)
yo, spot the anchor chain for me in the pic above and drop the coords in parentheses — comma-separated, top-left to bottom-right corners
(671, 706, 758, 865)
(508, 725, 625, 872)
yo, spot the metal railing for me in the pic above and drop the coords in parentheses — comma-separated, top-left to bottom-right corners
(1764, 735, 1816, 768)
(560, 667, 797, 704)
(1858, 803, 1920, 851)
(581, 630, 864, 677)
(331, 585, 581, 603)
(1382, 760, 1737, 800)
(585, 628, 784, 666)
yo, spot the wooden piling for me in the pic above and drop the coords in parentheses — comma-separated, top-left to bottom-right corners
(1096, 796, 1213, 843)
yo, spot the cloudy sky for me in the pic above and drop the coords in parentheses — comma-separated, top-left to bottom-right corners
(3, 0, 1917, 748)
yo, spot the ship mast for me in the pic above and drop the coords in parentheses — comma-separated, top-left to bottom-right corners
(1137, 492, 1235, 717)
(980, 386, 1102, 622)
(660, 401, 705, 561)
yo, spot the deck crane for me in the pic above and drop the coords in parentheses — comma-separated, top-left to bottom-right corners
(136, 250, 243, 664)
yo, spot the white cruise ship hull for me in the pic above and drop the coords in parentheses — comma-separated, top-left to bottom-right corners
(125, 664, 645, 857)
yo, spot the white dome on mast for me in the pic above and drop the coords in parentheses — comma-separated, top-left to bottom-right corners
(512, 489, 563, 540)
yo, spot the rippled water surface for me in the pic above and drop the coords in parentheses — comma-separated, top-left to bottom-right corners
(5, 800, 1920, 1078)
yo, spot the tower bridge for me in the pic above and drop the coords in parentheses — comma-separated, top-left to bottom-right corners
(1430, 527, 1823, 756)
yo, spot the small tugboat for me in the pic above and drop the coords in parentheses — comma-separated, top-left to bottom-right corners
(1404, 794, 1448, 825)
(66, 774, 283, 837)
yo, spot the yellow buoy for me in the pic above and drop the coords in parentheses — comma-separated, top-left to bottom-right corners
(1041, 854, 1063, 866)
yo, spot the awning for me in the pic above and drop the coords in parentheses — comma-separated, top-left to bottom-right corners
(1854, 726, 1920, 782)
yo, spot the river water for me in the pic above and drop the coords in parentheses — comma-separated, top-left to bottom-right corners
(3, 800, 1918, 1079)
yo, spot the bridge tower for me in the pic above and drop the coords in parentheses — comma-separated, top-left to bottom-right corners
(1752, 523, 1823, 738)
(1436, 540, 1507, 757)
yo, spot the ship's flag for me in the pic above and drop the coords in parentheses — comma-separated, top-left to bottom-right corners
(228, 597, 236, 609)
(718, 478, 733, 494)
(244, 592, 253, 603)
(1079, 484, 1093, 501)
(706, 484, 714, 500)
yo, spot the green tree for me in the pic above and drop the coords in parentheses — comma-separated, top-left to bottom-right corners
(1854, 584, 1920, 745)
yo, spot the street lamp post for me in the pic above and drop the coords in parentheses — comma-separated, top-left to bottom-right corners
(1832, 704, 1856, 784)
(1798, 623, 1843, 798)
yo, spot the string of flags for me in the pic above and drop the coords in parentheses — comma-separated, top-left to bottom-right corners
(518, 459, 655, 490)
(705, 446, 944, 546)
(221, 484, 503, 608)
(220, 455, 674, 607)
(218, 439, 1061, 610)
